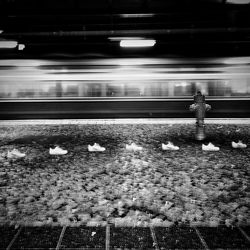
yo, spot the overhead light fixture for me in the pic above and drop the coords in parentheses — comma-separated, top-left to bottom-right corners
(0, 40, 18, 48)
(0, 30, 3, 34)
(120, 39, 156, 47)
(18, 44, 25, 50)
(227, 0, 250, 3)
(120, 13, 155, 18)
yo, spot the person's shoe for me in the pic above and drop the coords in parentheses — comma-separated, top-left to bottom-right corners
(88, 143, 105, 152)
(202, 143, 220, 151)
(162, 142, 179, 151)
(125, 143, 143, 151)
(7, 149, 26, 158)
(232, 140, 247, 149)
(49, 146, 68, 155)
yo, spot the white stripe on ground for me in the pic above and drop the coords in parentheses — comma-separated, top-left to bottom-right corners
(106, 224, 110, 250)
(150, 226, 160, 250)
(6, 226, 22, 250)
(55, 226, 67, 250)
(194, 227, 210, 250)
(238, 226, 250, 242)
(1, 118, 250, 125)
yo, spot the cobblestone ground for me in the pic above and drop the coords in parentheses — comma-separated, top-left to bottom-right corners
(0, 123, 249, 227)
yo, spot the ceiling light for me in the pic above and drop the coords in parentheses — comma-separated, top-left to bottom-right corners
(0, 30, 3, 34)
(120, 13, 155, 18)
(227, 0, 250, 3)
(0, 40, 18, 48)
(18, 44, 25, 50)
(120, 39, 156, 47)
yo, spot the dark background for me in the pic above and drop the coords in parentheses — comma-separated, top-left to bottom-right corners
(0, 0, 250, 58)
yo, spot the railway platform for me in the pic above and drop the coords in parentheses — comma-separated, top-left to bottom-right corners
(0, 118, 249, 249)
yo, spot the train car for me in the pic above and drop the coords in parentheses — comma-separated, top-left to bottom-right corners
(0, 57, 250, 119)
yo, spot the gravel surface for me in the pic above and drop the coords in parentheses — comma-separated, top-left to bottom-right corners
(0, 123, 249, 227)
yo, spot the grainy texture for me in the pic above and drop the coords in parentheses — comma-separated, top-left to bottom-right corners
(110, 227, 154, 249)
(60, 226, 106, 249)
(154, 226, 204, 249)
(0, 226, 18, 249)
(0, 123, 249, 227)
(198, 226, 250, 249)
(11, 226, 62, 249)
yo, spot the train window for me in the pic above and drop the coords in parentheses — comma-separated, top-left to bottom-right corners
(86, 83, 102, 97)
(230, 78, 250, 96)
(144, 82, 162, 96)
(107, 84, 125, 97)
(159, 82, 169, 96)
(78, 82, 107, 97)
(124, 83, 142, 97)
(0, 81, 47, 99)
(195, 81, 208, 96)
(174, 81, 194, 96)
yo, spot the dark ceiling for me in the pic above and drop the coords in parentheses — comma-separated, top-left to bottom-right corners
(0, 0, 250, 58)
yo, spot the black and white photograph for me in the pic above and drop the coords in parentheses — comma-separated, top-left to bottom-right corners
(0, 0, 249, 249)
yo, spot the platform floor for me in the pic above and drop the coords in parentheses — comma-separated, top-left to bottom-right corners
(0, 121, 250, 249)
(1, 118, 250, 125)
(1, 225, 249, 249)
(0, 122, 249, 228)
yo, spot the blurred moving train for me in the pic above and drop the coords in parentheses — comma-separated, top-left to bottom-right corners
(0, 57, 250, 119)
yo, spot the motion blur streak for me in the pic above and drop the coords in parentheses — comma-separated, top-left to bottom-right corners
(0, 57, 249, 99)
